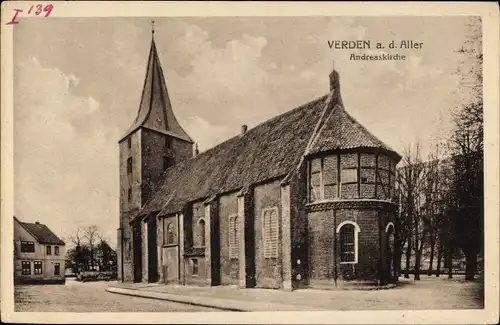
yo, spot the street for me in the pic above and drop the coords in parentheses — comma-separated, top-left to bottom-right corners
(14, 278, 217, 312)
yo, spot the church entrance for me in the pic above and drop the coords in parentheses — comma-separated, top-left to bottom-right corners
(132, 221, 142, 283)
(147, 217, 158, 282)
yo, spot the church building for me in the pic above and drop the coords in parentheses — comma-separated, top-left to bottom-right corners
(117, 33, 401, 290)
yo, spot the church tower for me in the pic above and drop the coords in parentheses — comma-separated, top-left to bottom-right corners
(118, 28, 194, 282)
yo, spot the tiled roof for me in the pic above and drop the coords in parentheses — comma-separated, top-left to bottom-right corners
(139, 94, 329, 217)
(308, 104, 400, 158)
(120, 38, 193, 143)
(15, 217, 65, 245)
(136, 69, 400, 219)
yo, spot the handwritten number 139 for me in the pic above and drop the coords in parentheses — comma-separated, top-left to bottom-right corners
(28, 4, 53, 16)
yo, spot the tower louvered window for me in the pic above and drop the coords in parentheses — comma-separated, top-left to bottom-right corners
(263, 207, 279, 259)
(229, 215, 239, 259)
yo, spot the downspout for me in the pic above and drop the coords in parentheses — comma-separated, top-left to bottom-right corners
(333, 209, 338, 287)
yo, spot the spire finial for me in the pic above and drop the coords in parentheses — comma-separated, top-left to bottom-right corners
(151, 20, 155, 36)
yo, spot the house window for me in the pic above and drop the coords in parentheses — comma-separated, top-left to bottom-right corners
(54, 263, 60, 276)
(34, 261, 43, 275)
(127, 188, 132, 202)
(191, 259, 199, 275)
(229, 215, 239, 259)
(21, 241, 35, 253)
(127, 137, 132, 149)
(336, 221, 360, 264)
(21, 261, 31, 275)
(46, 245, 51, 255)
(127, 157, 133, 174)
(198, 219, 206, 247)
(166, 223, 175, 245)
(54, 246, 60, 256)
(262, 207, 279, 259)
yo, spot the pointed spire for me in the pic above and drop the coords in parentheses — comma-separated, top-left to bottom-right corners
(120, 31, 193, 143)
(328, 59, 344, 109)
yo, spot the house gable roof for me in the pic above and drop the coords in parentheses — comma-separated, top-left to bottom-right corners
(14, 217, 65, 245)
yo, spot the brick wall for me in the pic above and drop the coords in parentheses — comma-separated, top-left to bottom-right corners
(253, 180, 282, 289)
(141, 129, 193, 203)
(183, 257, 208, 285)
(336, 209, 379, 281)
(120, 132, 142, 211)
(218, 191, 239, 285)
(192, 201, 206, 248)
(308, 207, 383, 285)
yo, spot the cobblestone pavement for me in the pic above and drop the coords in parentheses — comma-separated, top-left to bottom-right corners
(14, 278, 217, 312)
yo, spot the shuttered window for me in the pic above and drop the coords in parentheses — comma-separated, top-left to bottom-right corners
(229, 215, 239, 259)
(263, 207, 279, 259)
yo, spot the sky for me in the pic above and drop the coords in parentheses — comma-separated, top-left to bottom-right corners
(13, 16, 480, 248)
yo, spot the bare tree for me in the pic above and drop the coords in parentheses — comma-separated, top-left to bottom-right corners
(447, 16, 483, 281)
(83, 225, 100, 270)
(397, 143, 428, 280)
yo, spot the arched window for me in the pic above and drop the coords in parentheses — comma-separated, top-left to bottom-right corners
(198, 219, 206, 247)
(166, 223, 175, 245)
(336, 221, 360, 264)
(386, 222, 395, 276)
(263, 207, 279, 259)
(229, 215, 239, 259)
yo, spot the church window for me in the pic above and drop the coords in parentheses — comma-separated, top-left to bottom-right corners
(198, 219, 206, 247)
(262, 207, 279, 259)
(127, 158, 133, 174)
(229, 215, 239, 259)
(323, 155, 338, 199)
(127, 137, 132, 149)
(127, 188, 132, 202)
(191, 259, 199, 275)
(166, 223, 175, 245)
(309, 158, 322, 202)
(341, 168, 358, 184)
(336, 221, 360, 264)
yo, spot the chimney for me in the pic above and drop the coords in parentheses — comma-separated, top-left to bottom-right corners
(193, 143, 199, 157)
(241, 125, 248, 135)
(35, 221, 40, 224)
